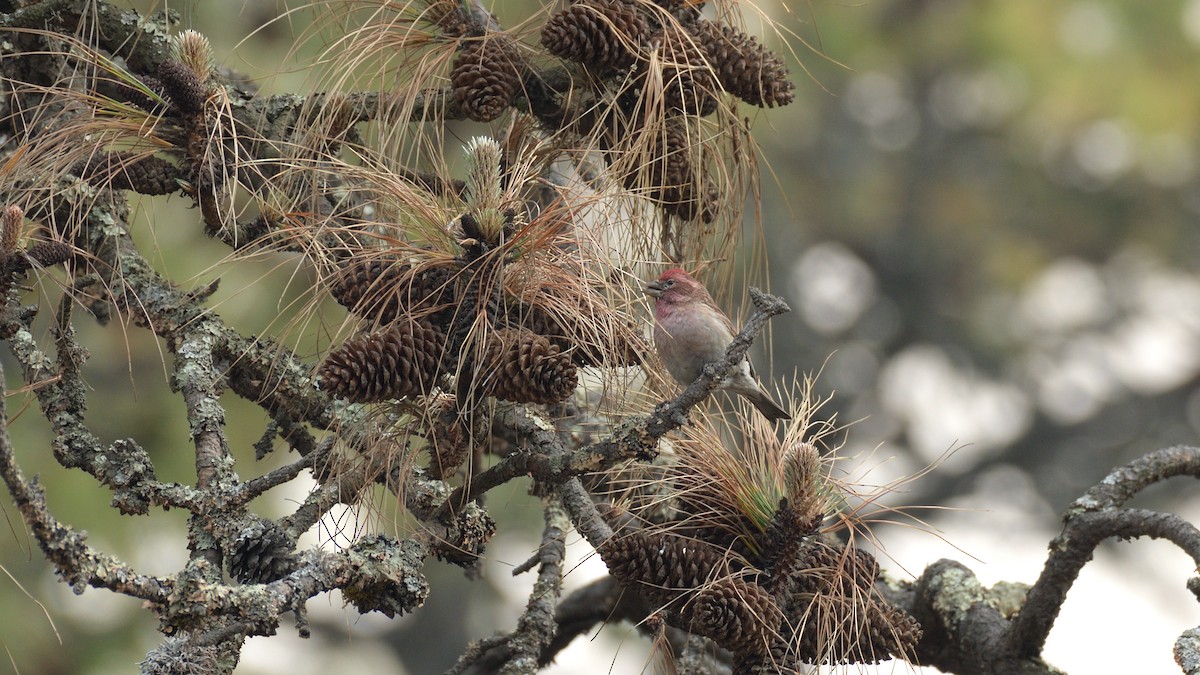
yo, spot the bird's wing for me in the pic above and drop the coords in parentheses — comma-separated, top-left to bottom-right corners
(699, 289, 738, 336)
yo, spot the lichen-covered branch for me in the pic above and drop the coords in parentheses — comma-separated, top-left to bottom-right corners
(447, 497, 569, 675)
(0, 360, 172, 602)
(880, 447, 1200, 674)
(1010, 446, 1200, 659)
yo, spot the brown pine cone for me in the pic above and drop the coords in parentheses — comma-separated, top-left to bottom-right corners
(451, 36, 523, 123)
(759, 537, 920, 664)
(24, 241, 73, 268)
(597, 531, 727, 605)
(330, 259, 453, 326)
(789, 594, 922, 664)
(1, 242, 72, 280)
(541, 0, 648, 72)
(692, 19, 795, 108)
(659, 175, 719, 223)
(477, 328, 578, 404)
(319, 319, 446, 403)
(157, 58, 211, 116)
(858, 602, 922, 663)
(751, 500, 825, 577)
(617, 116, 692, 191)
(100, 73, 166, 112)
(426, 0, 471, 37)
(652, 117, 693, 190)
(515, 300, 642, 367)
(113, 156, 184, 195)
(656, 29, 719, 115)
(686, 577, 782, 655)
(74, 153, 183, 195)
(796, 540, 880, 597)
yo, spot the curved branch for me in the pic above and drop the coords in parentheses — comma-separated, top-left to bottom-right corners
(1010, 507, 1200, 658)
(1072, 445, 1200, 511)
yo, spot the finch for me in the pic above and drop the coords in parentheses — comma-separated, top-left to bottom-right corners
(645, 268, 790, 422)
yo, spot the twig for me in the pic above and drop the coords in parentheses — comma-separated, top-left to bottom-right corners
(451, 497, 571, 675)
(1007, 446, 1200, 659)
(1071, 445, 1200, 511)
(446, 635, 511, 675)
(499, 497, 569, 675)
(558, 478, 613, 548)
(233, 449, 320, 507)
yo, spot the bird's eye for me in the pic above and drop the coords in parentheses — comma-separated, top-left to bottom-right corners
(665, 279, 675, 287)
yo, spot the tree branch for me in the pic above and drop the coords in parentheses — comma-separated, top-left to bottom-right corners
(0, 359, 172, 603)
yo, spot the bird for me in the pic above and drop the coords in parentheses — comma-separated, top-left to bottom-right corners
(645, 268, 790, 422)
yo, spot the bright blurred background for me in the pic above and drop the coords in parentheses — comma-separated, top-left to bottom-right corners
(3, 0, 1200, 673)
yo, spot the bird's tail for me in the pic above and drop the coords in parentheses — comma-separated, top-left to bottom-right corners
(746, 389, 791, 423)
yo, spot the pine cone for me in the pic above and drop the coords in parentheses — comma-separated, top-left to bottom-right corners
(653, 117, 694, 190)
(687, 577, 782, 655)
(733, 639, 802, 674)
(516, 300, 642, 367)
(616, 116, 690, 191)
(24, 241, 73, 268)
(692, 19, 794, 108)
(331, 259, 453, 326)
(656, 29, 719, 115)
(426, 0, 470, 37)
(428, 418, 469, 479)
(113, 74, 166, 112)
(598, 531, 728, 605)
(477, 328, 578, 404)
(659, 176, 719, 223)
(157, 58, 211, 116)
(752, 500, 825, 577)
(319, 320, 446, 403)
(541, 0, 648, 72)
(788, 594, 921, 664)
(113, 156, 184, 195)
(859, 602, 922, 663)
(227, 517, 298, 584)
(451, 36, 523, 123)
(761, 537, 920, 665)
(0, 242, 72, 282)
(763, 536, 879, 602)
(76, 153, 183, 195)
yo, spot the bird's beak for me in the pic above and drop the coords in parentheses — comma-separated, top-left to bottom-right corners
(644, 280, 665, 298)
